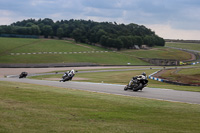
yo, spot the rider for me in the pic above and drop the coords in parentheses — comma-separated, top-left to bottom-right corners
(68, 69, 75, 78)
(63, 70, 75, 77)
(128, 72, 147, 86)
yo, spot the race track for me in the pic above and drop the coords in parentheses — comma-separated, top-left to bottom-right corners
(1, 77, 200, 104)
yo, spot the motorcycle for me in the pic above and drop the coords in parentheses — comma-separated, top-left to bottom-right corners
(124, 75, 148, 91)
(19, 72, 28, 78)
(59, 70, 77, 82)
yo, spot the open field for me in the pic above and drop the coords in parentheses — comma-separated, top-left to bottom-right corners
(0, 81, 200, 133)
(166, 42, 200, 51)
(0, 37, 193, 65)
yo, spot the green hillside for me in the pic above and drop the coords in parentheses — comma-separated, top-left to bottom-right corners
(121, 47, 191, 60)
(166, 42, 200, 52)
(0, 38, 192, 65)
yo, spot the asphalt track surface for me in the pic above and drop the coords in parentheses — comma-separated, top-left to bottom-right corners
(1, 77, 200, 105)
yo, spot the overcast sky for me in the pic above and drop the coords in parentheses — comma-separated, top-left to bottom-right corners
(0, 0, 200, 40)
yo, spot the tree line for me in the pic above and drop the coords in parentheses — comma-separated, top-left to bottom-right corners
(0, 18, 165, 50)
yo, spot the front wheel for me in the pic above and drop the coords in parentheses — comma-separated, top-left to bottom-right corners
(124, 85, 128, 91)
(133, 83, 143, 91)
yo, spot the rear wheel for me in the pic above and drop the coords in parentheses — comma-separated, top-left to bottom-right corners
(133, 83, 143, 91)
(63, 77, 70, 81)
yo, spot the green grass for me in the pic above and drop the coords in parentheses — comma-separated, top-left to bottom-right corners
(0, 38, 105, 54)
(0, 52, 150, 65)
(0, 38, 149, 65)
(178, 67, 200, 75)
(76, 69, 200, 92)
(0, 37, 193, 65)
(0, 81, 200, 133)
(121, 47, 192, 60)
(166, 42, 200, 52)
(157, 67, 200, 85)
(30, 68, 200, 92)
(0, 38, 38, 54)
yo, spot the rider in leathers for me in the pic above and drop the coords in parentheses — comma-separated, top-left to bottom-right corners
(68, 69, 75, 78)
(62, 69, 75, 79)
(128, 72, 147, 86)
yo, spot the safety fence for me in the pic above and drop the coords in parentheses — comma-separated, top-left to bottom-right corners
(191, 61, 199, 65)
(148, 70, 164, 82)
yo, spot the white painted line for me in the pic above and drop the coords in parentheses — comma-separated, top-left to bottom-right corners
(9, 51, 113, 56)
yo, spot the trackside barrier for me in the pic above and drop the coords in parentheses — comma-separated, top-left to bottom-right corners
(148, 70, 164, 82)
(191, 62, 199, 65)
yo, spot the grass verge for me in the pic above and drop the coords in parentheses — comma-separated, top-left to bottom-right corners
(157, 67, 200, 86)
(30, 68, 200, 92)
(0, 81, 200, 133)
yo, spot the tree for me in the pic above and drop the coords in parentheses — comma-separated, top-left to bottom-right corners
(42, 25, 53, 38)
(3, 26, 13, 34)
(60, 24, 69, 37)
(144, 35, 155, 47)
(42, 18, 54, 26)
(25, 22, 34, 27)
(134, 36, 143, 46)
(115, 38, 123, 50)
(0, 18, 165, 48)
(100, 35, 108, 46)
(96, 29, 107, 42)
(57, 28, 64, 39)
(0, 27, 5, 34)
(31, 25, 40, 35)
(118, 36, 129, 49)
(72, 28, 82, 42)
(26, 27, 32, 35)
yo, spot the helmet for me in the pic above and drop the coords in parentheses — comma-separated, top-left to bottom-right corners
(142, 72, 146, 76)
(71, 69, 75, 74)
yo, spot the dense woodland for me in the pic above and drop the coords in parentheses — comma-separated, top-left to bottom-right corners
(0, 18, 165, 50)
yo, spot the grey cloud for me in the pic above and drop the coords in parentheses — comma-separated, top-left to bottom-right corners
(0, 0, 200, 30)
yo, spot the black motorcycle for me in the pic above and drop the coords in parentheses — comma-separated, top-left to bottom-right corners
(124, 76, 148, 91)
(19, 72, 28, 78)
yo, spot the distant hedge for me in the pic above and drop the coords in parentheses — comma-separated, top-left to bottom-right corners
(0, 34, 39, 39)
